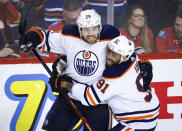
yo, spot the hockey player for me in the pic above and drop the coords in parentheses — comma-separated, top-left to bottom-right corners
(61, 35, 160, 131)
(20, 9, 120, 130)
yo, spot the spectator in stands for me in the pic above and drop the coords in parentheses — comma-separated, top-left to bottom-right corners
(84, 0, 127, 28)
(127, 0, 178, 39)
(44, 0, 83, 28)
(120, 4, 154, 54)
(0, 0, 20, 58)
(48, 0, 81, 32)
(156, 9, 182, 53)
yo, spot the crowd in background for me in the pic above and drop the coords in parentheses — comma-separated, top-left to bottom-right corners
(0, 0, 181, 58)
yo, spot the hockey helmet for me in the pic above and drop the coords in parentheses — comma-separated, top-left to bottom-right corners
(108, 35, 134, 63)
(77, 9, 102, 32)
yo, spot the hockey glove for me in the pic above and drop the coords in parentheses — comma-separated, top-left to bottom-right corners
(139, 59, 153, 91)
(19, 29, 42, 52)
(52, 56, 67, 75)
(49, 56, 67, 93)
(49, 74, 73, 93)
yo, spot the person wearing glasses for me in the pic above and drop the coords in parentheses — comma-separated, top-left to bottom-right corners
(47, 0, 82, 32)
(120, 4, 155, 54)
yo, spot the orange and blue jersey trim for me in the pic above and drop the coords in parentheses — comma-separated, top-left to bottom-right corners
(84, 85, 101, 106)
(114, 104, 160, 123)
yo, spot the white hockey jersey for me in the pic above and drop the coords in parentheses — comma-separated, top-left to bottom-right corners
(71, 54, 160, 130)
(37, 24, 120, 98)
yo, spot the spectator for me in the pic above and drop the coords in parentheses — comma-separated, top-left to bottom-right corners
(48, 0, 81, 32)
(0, 0, 20, 58)
(127, 0, 178, 39)
(44, 0, 82, 28)
(120, 4, 155, 54)
(156, 9, 182, 53)
(84, 0, 127, 28)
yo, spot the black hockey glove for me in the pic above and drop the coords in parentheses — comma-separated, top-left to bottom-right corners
(49, 74, 73, 93)
(49, 56, 67, 93)
(52, 56, 67, 75)
(19, 29, 42, 52)
(139, 59, 153, 91)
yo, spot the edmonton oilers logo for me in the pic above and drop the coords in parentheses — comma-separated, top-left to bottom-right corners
(74, 50, 99, 76)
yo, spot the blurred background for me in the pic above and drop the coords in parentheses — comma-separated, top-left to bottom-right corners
(0, 0, 181, 58)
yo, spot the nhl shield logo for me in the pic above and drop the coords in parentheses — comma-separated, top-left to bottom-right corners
(74, 50, 99, 76)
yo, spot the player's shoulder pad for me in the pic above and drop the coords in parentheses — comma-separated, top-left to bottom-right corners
(103, 53, 136, 78)
(100, 24, 120, 40)
(61, 24, 80, 38)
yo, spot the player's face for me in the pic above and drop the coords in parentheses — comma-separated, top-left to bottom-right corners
(129, 8, 145, 28)
(81, 25, 100, 44)
(175, 16, 182, 39)
(63, 9, 81, 24)
(106, 49, 121, 66)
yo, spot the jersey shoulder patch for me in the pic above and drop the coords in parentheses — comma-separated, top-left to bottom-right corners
(100, 24, 120, 40)
(62, 25, 80, 38)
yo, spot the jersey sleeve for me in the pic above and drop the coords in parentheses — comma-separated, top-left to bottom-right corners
(71, 78, 118, 106)
(36, 30, 66, 54)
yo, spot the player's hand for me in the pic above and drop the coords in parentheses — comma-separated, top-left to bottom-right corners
(19, 30, 41, 52)
(139, 59, 153, 91)
(49, 56, 67, 93)
(49, 74, 73, 93)
(61, 81, 73, 93)
(52, 56, 67, 75)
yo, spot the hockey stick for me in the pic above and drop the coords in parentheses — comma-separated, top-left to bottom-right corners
(32, 49, 93, 131)
(18, 1, 93, 131)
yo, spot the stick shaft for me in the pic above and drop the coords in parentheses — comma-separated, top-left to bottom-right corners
(32, 49, 93, 131)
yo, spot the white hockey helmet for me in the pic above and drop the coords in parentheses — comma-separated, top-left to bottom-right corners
(77, 9, 102, 32)
(108, 35, 134, 63)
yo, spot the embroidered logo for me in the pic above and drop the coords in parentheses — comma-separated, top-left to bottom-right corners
(74, 50, 99, 76)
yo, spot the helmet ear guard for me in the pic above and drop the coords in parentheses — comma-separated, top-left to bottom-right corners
(108, 35, 134, 63)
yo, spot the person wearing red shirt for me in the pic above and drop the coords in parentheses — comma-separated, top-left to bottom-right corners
(0, 0, 20, 57)
(156, 9, 182, 53)
(120, 4, 154, 54)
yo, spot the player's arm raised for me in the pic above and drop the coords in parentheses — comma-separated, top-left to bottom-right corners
(19, 29, 45, 52)
(19, 29, 64, 53)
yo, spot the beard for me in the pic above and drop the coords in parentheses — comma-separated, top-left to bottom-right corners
(83, 35, 99, 44)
